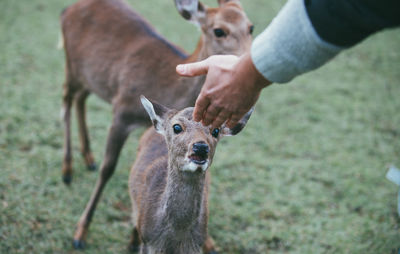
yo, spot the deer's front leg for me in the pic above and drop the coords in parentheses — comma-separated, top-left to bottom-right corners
(73, 116, 132, 249)
(203, 235, 218, 254)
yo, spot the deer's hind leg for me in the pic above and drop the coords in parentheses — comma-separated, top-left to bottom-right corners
(61, 80, 78, 185)
(75, 89, 96, 171)
(73, 109, 135, 249)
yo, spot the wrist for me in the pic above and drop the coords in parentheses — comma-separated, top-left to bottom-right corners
(240, 53, 272, 92)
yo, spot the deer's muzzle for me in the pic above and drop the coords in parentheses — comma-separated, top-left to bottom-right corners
(190, 142, 209, 165)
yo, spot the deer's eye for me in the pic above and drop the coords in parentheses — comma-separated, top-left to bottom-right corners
(213, 28, 226, 38)
(173, 124, 183, 134)
(249, 25, 254, 35)
(211, 128, 220, 138)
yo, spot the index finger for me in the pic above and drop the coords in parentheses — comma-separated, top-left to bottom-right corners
(176, 59, 209, 77)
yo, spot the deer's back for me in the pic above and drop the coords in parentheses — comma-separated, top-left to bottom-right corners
(61, 0, 189, 105)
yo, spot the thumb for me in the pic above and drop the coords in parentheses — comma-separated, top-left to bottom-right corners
(176, 59, 209, 77)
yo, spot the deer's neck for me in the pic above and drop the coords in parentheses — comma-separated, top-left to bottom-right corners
(158, 160, 207, 232)
(174, 35, 208, 107)
(185, 35, 209, 64)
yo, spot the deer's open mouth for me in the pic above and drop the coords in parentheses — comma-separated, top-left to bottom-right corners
(189, 154, 207, 165)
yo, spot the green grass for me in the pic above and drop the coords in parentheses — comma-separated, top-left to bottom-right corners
(1, 0, 399, 253)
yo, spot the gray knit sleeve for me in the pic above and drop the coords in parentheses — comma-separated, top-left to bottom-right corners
(251, 0, 344, 84)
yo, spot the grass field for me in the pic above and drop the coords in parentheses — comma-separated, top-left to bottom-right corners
(1, 0, 399, 253)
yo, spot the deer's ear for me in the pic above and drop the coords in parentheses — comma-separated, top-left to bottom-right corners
(175, 0, 206, 27)
(140, 95, 169, 134)
(222, 107, 254, 136)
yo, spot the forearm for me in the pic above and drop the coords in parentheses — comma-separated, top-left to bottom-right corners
(240, 53, 272, 91)
(251, 0, 343, 84)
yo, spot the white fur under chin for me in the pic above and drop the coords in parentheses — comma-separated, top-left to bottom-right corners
(182, 160, 208, 172)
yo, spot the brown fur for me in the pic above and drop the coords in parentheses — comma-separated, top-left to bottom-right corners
(60, 0, 253, 248)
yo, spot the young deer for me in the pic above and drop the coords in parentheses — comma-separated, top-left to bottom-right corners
(60, 0, 253, 248)
(127, 96, 252, 253)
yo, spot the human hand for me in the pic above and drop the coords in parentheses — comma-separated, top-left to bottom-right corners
(176, 53, 271, 128)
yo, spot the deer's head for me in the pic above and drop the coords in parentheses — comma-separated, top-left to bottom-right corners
(141, 95, 252, 174)
(175, 0, 253, 57)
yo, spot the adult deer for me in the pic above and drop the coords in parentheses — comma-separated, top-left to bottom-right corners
(60, 0, 253, 248)
(128, 96, 252, 253)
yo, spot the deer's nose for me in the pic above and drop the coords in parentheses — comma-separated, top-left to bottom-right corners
(192, 142, 209, 156)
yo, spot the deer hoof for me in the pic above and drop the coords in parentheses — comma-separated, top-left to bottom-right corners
(87, 163, 97, 171)
(62, 174, 72, 185)
(128, 243, 140, 253)
(73, 239, 85, 250)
